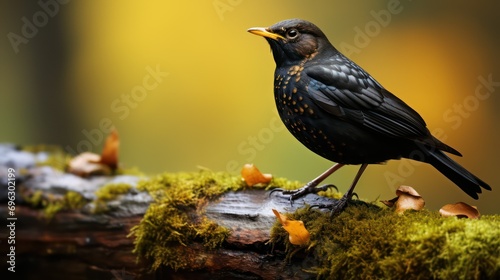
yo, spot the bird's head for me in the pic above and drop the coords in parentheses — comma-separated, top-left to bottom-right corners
(248, 19, 335, 67)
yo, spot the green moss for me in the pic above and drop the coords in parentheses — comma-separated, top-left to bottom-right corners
(23, 190, 44, 207)
(23, 145, 71, 171)
(129, 171, 247, 271)
(23, 191, 87, 220)
(95, 183, 132, 201)
(194, 217, 231, 249)
(64, 191, 87, 210)
(270, 204, 500, 280)
(47, 191, 86, 219)
(268, 177, 303, 189)
(93, 183, 133, 213)
(43, 200, 66, 220)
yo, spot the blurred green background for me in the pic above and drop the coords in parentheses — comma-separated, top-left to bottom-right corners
(1, 1, 499, 213)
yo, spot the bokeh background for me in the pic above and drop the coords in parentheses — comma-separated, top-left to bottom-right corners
(1, 1, 499, 214)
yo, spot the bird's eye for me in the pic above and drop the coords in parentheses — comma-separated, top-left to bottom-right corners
(286, 29, 299, 39)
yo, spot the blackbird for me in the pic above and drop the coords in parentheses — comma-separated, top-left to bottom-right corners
(248, 19, 491, 213)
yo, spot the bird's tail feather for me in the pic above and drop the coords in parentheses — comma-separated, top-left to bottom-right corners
(427, 149, 491, 199)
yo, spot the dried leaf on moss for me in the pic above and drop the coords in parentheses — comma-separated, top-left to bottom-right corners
(272, 208, 310, 246)
(100, 128, 119, 170)
(439, 202, 480, 219)
(241, 164, 272, 187)
(67, 129, 119, 177)
(381, 185, 425, 213)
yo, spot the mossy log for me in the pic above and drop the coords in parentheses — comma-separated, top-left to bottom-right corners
(1, 144, 499, 280)
(5, 190, 328, 279)
(5, 192, 323, 280)
(0, 144, 327, 279)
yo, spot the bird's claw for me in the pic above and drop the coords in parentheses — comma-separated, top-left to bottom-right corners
(269, 183, 339, 207)
(268, 187, 304, 206)
(310, 194, 351, 217)
(316, 184, 339, 193)
(269, 188, 297, 205)
(269, 188, 286, 197)
(269, 183, 338, 201)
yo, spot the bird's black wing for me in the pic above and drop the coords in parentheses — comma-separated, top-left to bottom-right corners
(305, 54, 460, 155)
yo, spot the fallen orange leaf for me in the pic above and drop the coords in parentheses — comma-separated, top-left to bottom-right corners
(67, 152, 111, 177)
(68, 129, 120, 177)
(99, 128, 119, 170)
(241, 164, 272, 186)
(272, 209, 310, 246)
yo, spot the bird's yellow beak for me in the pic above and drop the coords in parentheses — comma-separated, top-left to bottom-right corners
(247, 27, 285, 41)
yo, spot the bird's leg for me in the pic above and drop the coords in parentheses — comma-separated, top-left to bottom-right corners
(316, 163, 368, 215)
(271, 163, 345, 201)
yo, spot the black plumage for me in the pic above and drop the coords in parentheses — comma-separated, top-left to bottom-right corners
(248, 19, 490, 212)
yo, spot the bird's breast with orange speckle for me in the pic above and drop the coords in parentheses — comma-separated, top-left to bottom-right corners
(273, 64, 404, 164)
